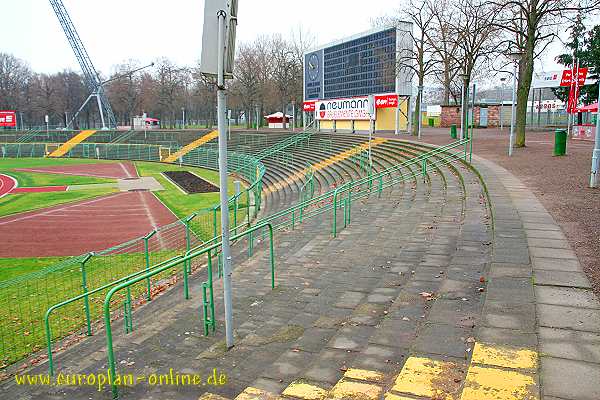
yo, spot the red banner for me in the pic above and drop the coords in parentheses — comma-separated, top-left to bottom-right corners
(0, 111, 16, 127)
(374, 94, 398, 108)
(560, 68, 588, 87)
(303, 101, 316, 112)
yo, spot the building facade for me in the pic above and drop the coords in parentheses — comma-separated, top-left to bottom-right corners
(302, 24, 413, 134)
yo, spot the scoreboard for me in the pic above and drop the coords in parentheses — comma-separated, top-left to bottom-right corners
(304, 24, 412, 102)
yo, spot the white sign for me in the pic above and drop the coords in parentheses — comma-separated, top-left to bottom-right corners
(315, 96, 374, 120)
(200, 0, 237, 78)
(532, 70, 597, 89)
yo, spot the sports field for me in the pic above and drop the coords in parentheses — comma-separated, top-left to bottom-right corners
(0, 158, 241, 279)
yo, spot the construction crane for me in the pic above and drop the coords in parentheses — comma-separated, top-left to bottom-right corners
(49, 0, 117, 130)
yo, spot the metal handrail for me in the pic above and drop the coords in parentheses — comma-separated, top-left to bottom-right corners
(103, 222, 274, 399)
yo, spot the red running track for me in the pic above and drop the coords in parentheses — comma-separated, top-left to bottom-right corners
(12, 186, 68, 193)
(15, 161, 138, 179)
(0, 174, 18, 198)
(0, 191, 178, 257)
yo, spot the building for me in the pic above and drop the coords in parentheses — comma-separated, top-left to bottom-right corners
(264, 112, 293, 129)
(302, 24, 413, 134)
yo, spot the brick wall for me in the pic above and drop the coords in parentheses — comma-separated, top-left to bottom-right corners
(440, 105, 501, 128)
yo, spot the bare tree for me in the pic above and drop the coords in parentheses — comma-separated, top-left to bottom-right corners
(270, 34, 300, 130)
(428, 0, 461, 105)
(450, 0, 500, 134)
(374, 0, 438, 136)
(494, 0, 600, 147)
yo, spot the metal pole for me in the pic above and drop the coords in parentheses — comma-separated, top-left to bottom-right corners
(96, 93, 107, 130)
(417, 85, 423, 140)
(460, 84, 465, 140)
(500, 82, 504, 131)
(590, 81, 600, 188)
(509, 62, 517, 157)
(256, 106, 260, 131)
(216, 10, 234, 349)
(292, 100, 295, 131)
(182, 108, 185, 129)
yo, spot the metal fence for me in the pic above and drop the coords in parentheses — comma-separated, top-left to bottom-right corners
(0, 142, 264, 367)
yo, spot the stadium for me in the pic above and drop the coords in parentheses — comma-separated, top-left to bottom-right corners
(1, 0, 599, 399)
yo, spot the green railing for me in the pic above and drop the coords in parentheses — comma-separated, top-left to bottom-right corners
(102, 222, 275, 399)
(253, 120, 316, 161)
(0, 143, 264, 367)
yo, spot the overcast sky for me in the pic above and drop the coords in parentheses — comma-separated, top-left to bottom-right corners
(2, 0, 597, 80)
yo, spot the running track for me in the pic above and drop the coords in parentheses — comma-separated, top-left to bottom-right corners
(0, 161, 178, 257)
(14, 161, 138, 179)
(0, 191, 178, 257)
(0, 174, 18, 198)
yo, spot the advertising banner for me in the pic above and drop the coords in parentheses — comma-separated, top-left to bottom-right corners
(303, 101, 316, 112)
(0, 111, 16, 127)
(315, 97, 373, 120)
(374, 94, 399, 109)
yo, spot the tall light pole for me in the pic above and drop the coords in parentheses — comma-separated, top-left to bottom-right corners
(182, 107, 185, 129)
(200, 0, 238, 349)
(459, 73, 468, 140)
(507, 52, 523, 156)
(590, 81, 600, 188)
(417, 85, 424, 140)
(500, 77, 507, 131)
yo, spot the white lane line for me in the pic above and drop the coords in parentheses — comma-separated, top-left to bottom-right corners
(138, 191, 166, 249)
(0, 192, 126, 226)
(119, 162, 135, 178)
(0, 174, 18, 199)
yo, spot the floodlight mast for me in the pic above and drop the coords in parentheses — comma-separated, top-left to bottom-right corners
(200, 0, 238, 349)
(49, 0, 117, 130)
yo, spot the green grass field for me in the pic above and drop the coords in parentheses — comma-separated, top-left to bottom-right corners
(134, 161, 239, 218)
(0, 158, 248, 366)
(0, 158, 118, 218)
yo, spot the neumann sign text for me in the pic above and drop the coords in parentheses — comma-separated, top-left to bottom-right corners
(316, 97, 373, 120)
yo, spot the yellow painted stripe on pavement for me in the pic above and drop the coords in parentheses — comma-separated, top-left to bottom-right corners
(198, 393, 230, 400)
(329, 380, 382, 400)
(264, 138, 387, 195)
(48, 130, 97, 157)
(470, 342, 538, 371)
(235, 386, 281, 400)
(163, 130, 219, 162)
(282, 381, 328, 400)
(460, 365, 538, 400)
(460, 342, 539, 400)
(343, 368, 385, 382)
(390, 356, 464, 400)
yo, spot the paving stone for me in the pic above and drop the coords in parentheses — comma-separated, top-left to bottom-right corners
(533, 270, 591, 289)
(534, 286, 600, 309)
(541, 357, 600, 400)
(529, 247, 577, 260)
(537, 304, 600, 333)
(476, 326, 538, 348)
(412, 323, 473, 358)
(482, 300, 537, 331)
(538, 327, 600, 364)
(532, 257, 581, 272)
(485, 277, 535, 304)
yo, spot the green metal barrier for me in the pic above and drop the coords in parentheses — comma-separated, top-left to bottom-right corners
(0, 144, 264, 367)
(252, 120, 316, 161)
(102, 222, 274, 399)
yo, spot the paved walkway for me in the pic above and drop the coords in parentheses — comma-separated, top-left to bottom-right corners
(2, 152, 599, 399)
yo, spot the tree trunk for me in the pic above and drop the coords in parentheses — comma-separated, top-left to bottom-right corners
(515, 28, 536, 147)
(412, 74, 425, 136)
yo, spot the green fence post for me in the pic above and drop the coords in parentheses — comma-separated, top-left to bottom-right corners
(213, 207, 218, 238)
(422, 159, 427, 180)
(80, 253, 94, 336)
(246, 190, 251, 225)
(183, 214, 195, 300)
(332, 189, 339, 237)
(144, 230, 157, 301)
(347, 188, 352, 224)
